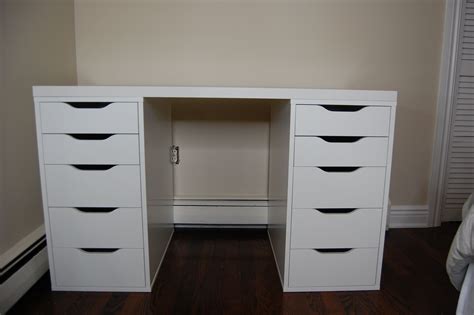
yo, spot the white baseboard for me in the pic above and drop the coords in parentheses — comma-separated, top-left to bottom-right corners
(388, 205, 430, 228)
(0, 224, 48, 313)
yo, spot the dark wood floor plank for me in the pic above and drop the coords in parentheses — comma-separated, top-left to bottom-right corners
(8, 224, 460, 315)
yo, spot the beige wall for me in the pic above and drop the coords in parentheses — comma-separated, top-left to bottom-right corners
(0, 0, 77, 255)
(74, 0, 445, 205)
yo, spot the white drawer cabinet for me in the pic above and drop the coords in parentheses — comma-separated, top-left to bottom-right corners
(40, 102, 139, 133)
(294, 136, 388, 167)
(35, 97, 149, 292)
(287, 98, 395, 292)
(49, 207, 143, 248)
(53, 248, 146, 288)
(42, 134, 140, 165)
(289, 248, 379, 287)
(292, 167, 386, 208)
(45, 165, 142, 207)
(291, 208, 382, 248)
(295, 105, 390, 136)
(33, 87, 396, 293)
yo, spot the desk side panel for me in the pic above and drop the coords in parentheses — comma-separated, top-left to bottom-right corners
(142, 99, 174, 286)
(268, 101, 292, 287)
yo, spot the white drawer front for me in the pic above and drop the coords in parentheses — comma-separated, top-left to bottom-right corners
(292, 167, 385, 208)
(45, 165, 141, 207)
(289, 248, 378, 287)
(53, 248, 145, 288)
(40, 102, 138, 133)
(49, 207, 143, 248)
(43, 134, 139, 165)
(295, 105, 390, 136)
(291, 208, 382, 248)
(294, 137, 388, 167)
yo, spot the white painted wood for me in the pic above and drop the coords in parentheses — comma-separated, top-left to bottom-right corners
(374, 106, 397, 288)
(33, 86, 398, 104)
(44, 165, 142, 207)
(293, 99, 395, 106)
(49, 207, 143, 248)
(267, 101, 293, 288)
(49, 285, 151, 292)
(34, 99, 58, 288)
(174, 205, 268, 224)
(429, 0, 464, 226)
(0, 248, 48, 313)
(283, 284, 379, 292)
(138, 99, 152, 290)
(294, 137, 388, 167)
(440, 0, 474, 222)
(288, 248, 378, 287)
(388, 205, 430, 228)
(295, 105, 391, 136)
(53, 248, 145, 288)
(142, 99, 174, 288)
(282, 101, 297, 290)
(40, 102, 138, 133)
(290, 208, 382, 248)
(35, 96, 142, 103)
(42, 134, 139, 165)
(292, 167, 386, 208)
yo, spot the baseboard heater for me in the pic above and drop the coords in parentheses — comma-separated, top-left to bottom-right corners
(173, 199, 269, 225)
(0, 233, 48, 313)
(0, 235, 47, 285)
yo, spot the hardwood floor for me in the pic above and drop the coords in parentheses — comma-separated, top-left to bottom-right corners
(9, 224, 460, 315)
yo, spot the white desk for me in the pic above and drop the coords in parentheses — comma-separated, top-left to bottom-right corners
(33, 86, 397, 292)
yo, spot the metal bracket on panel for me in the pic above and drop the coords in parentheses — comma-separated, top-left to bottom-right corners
(170, 145, 180, 164)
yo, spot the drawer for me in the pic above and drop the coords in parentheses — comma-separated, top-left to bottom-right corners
(295, 105, 391, 136)
(43, 134, 139, 165)
(45, 165, 142, 207)
(49, 207, 143, 248)
(292, 167, 386, 208)
(40, 102, 138, 133)
(53, 248, 145, 288)
(289, 248, 378, 287)
(291, 208, 382, 248)
(294, 136, 388, 167)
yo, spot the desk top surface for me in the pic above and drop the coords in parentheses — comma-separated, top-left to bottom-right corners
(33, 86, 397, 105)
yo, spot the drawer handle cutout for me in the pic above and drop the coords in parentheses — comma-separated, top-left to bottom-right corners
(318, 167, 360, 173)
(318, 136, 363, 143)
(65, 102, 112, 109)
(68, 134, 114, 140)
(72, 165, 116, 171)
(314, 248, 353, 253)
(315, 208, 357, 214)
(75, 207, 118, 213)
(80, 248, 119, 253)
(320, 105, 365, 112)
